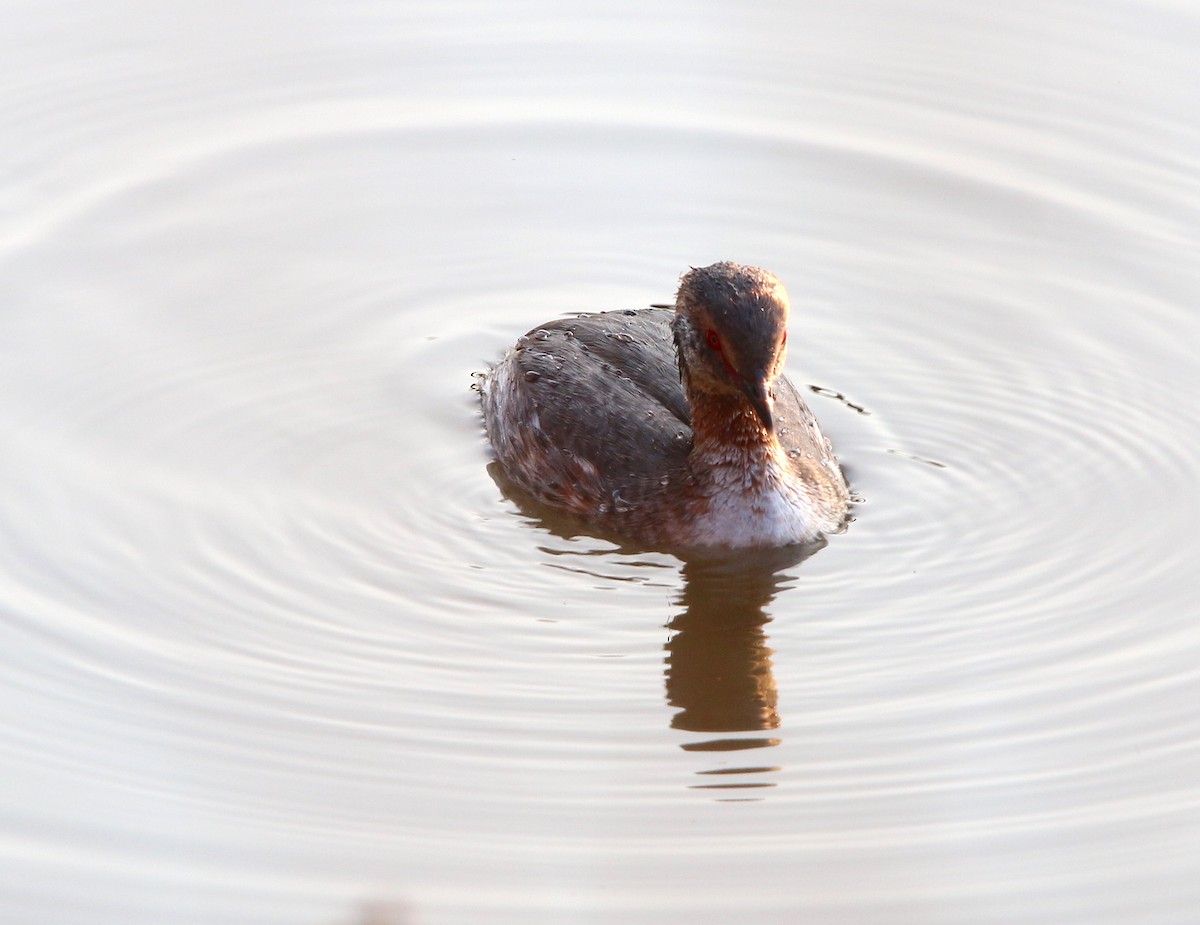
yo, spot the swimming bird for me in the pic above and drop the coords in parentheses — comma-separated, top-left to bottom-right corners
(481, 261, 849, 548)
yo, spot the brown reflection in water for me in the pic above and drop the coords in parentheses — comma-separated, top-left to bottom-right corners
(485, 461, 822, 794)
(666, 545, 818, 793)
(667, 567, 779, 733)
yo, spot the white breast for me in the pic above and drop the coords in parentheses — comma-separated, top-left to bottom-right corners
(687, 450, 825, 547)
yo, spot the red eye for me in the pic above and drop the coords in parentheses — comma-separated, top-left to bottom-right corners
(706, 329, 721, 351)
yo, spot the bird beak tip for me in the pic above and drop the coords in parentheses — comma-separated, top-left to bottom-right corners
(745, 382, 775, 432)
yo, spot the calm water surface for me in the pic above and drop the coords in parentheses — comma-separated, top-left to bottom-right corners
(3, 1, 1199, 923)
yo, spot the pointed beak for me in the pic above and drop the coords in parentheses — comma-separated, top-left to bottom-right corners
(743, 378, 775, 432)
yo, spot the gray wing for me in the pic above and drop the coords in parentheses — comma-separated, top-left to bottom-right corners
(772, 375, 850, 503)
(485, 309, 694, 511)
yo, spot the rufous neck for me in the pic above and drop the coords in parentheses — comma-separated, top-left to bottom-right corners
(687, 389, 779, 460)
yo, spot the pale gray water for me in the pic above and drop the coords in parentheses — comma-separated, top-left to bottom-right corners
(2, 1, 1199, 923)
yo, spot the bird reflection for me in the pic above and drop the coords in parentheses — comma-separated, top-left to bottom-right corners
(668, 552, 790, 734)
(665, 544, 820, 794)
(486, 462, 826, 794)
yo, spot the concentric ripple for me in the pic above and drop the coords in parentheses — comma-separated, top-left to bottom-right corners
(3, 1, 1200, 923)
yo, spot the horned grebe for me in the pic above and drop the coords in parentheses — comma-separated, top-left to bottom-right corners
(481, 262, 849, 549)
